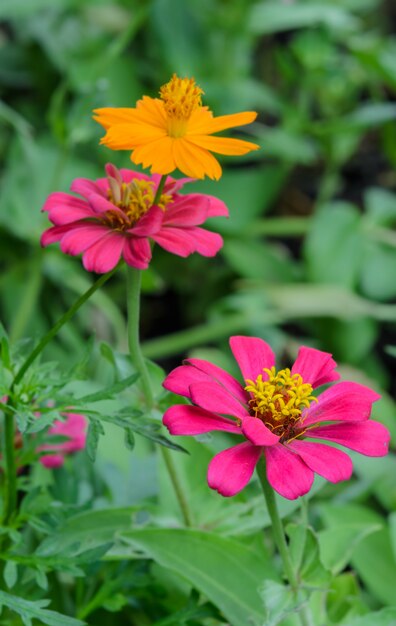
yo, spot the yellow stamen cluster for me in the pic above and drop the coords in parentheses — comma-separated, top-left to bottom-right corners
(245, 367, 317, 440)
(160, 74, 204, 138)
(105, 179, 171, 230)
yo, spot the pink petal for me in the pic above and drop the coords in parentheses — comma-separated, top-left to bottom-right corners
(42, 192, 93, 225)
(301, 382, 381, 428)
(241, 415, 280, 446)
(208, 442, 262, 497)
(123, 237, 152, 269)
(82, 232, 125, 273)
(163, 176, 195, 194)
(41, 224, 76, 246)
(229, 336, 276, 383)
(40, 454, 64, 468)
(203, 194, 229, 218)
(189, 381, 249, 420)
(287, 440, 353, 483)
(70, 178, 108, 199)
(189, 227, 223, 257)
(306, 420, 390, 457)
(163, 195, 209, 226)
(48, 413, 87, 453)
(152, 227, 196, 257)
(88, 192, 121, 215)
(291, 346, 340, 389)
(185, 358, 247, 403)
(163, 405, 241, 435)
(119, 169, 150, 184)
(130, 205, 164, 236)
(60, 224, 109, 255)
(265, 444, 314, 500)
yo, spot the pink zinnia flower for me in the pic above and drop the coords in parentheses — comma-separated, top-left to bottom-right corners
(163, 336, 390, 499)
(40, 164, 228, 273)
(39, 412, 87, 468)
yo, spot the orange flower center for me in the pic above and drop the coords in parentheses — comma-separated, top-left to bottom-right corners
(244, 367, 317, 441)
(159, 73, 204, 138)
(103, 178, 172, 231)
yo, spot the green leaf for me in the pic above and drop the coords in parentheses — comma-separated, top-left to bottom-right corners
(0, 590, 86, 626)
(318, 523, 381, 574)
(3, 560, 17, 589)
(260, 580, 297, 626)
(36, 507, 138, 557)
(304, 202, 364, 288)
(72, 373, 139, 405)
(85, 418, 104, 462)
(343, 607, 396, 626)
(248, 3, 359, 34)
(287, 524, 330, 586)
(319, 503, 396, 606)
(121, 528, 278, 626)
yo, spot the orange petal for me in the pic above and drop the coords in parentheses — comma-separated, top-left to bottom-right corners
(131, 136, 176, 175)
(94, 97, 167, 131)
(187, 134, 259, 156)
(188, 110, 257, 135)
(100, 123, 167, 150)
(173, 139, 222, 180)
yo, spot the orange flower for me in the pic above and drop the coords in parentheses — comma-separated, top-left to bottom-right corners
(93, 74, 259, 180)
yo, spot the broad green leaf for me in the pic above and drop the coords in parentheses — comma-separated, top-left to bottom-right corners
(364, 188, 396, 227)
(121, 528, 278, 626)
(318, 523, 381, 573)
(0, 590, 85, 626)
(287, 524, 330, 586)
(304, 203, 364, 288)
(248, 3, 359, 34)
(319, 503, 396, 606)
(260, 581, 297, 626)
(343, 607, 396, 626)
(360, 242, 396, 300)
(36, 507, 138, 557)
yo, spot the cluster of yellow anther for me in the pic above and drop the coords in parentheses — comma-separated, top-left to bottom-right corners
(104, 179, 171, 230)
(159, 74, 204, 138)
(245, 367, 317, 439)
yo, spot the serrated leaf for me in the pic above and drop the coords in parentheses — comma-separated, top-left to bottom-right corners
(0, 590, 86, 626)
(86, 419, 104, 462)
(73, 373, 139, 405)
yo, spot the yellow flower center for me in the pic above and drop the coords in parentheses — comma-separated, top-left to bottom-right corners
(244, 367, 318, 441)
(159, 73, 204, 138)
(104, 179, 172, 230)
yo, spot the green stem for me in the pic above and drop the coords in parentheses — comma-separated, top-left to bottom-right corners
(256, 457, 298, 590)
(257, 458, 312, 626)
(2, 266, 118, 526)
(161, 446, 192, 527)
(153, 174, 167, 205)
(126, 266, 155, 409)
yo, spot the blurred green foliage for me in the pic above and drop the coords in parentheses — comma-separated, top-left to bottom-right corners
(1, 0, 396, 624)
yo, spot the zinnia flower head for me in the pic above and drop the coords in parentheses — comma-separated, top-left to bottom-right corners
(163, 337, 390, 500)
(41, 164, 228, 273)
(39, 412, 87, 468)
(93, 73, 259, 180)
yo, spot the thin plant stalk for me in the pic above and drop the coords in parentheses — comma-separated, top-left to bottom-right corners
(1, 266, 119, 525)
(257, 457, 313, 626)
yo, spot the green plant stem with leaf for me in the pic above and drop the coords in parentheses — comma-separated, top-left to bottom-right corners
(257, 457, 313, 626)
(125, 174, 192, 527)
(1, 266, 119, 526)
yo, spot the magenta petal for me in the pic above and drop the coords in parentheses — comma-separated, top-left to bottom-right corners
(70, 178, 107, 199)
(306, 420, 390, 457)
(123, 237, 152, 269)
(229, 336, 276, 383)
(41, 224, 75, 246)
(119, 169, 149, 184)
(185, 358, 247, 403)
(60, 224, 109, 255)
(189, 381, 249, 420)
(190, 227, 223, 257)
(82, 232, 125, 273)
(88, 192, 122, 215)
(163, 196, 209, 226)
(42, 192, 93, 225)
(241, 415, 279, 446)
(40, 454, 64, 468)
(131, 206, 164, 236)
(264, 444, 314, 500)
(287, 440, 353, 483)
(208, 442, 262, 497)
(163, 405, 241, 435)
(291, 346, 339, 388)
(302, 382, 381, 427)
(152, 227, 196, 257)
